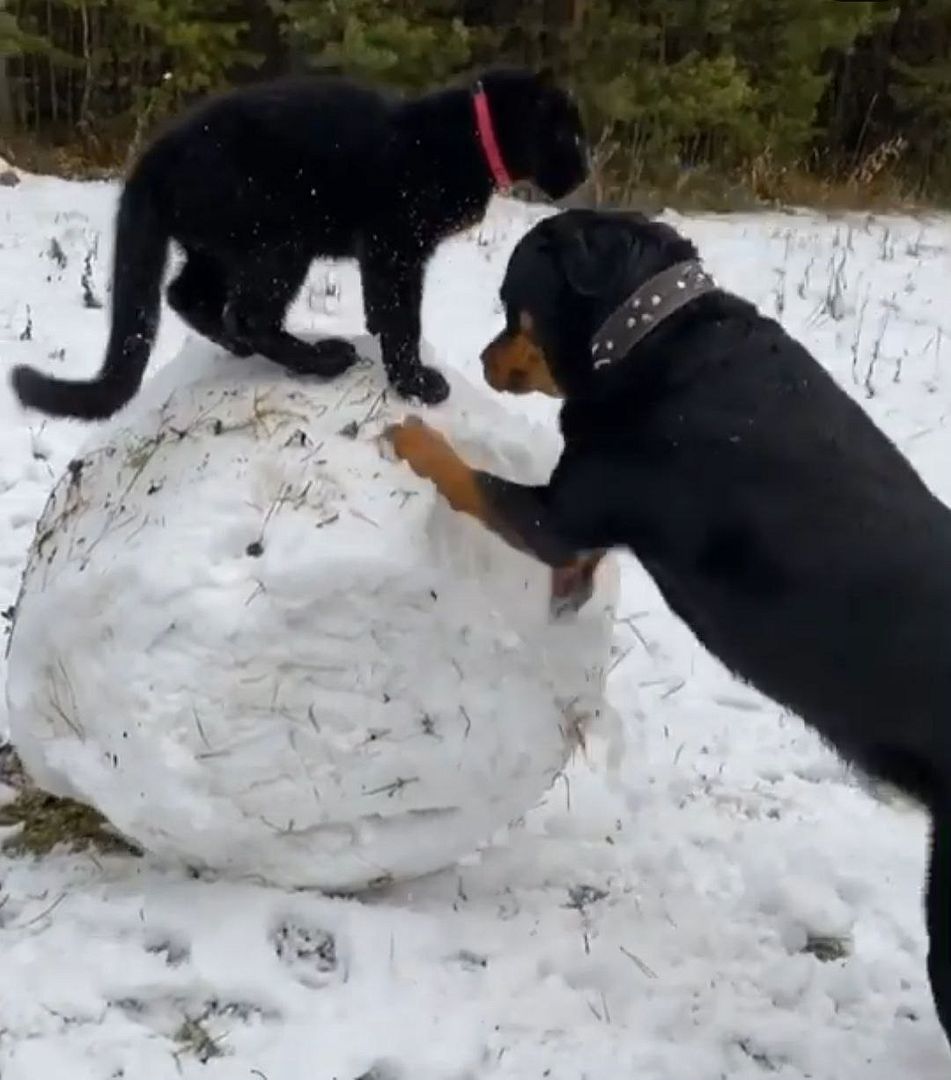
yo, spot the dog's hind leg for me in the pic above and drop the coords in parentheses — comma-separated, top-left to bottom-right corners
(223, 248, 358, 378)
(926, 807, 951, 1050)
(167, 248, 252, 356)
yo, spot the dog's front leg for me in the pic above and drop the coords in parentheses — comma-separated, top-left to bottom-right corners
(385, 416, 605, 615)
(360, 243, 449, 406)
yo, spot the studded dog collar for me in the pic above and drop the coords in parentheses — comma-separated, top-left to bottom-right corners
(590, 260, 717, 370)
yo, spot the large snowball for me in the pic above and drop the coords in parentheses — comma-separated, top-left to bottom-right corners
(6, 337, 618, 890)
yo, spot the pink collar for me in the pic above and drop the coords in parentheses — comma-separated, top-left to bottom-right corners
(473, 82, 513, 192)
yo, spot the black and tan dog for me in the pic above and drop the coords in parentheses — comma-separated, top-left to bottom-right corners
(386, 208, 951, 1055)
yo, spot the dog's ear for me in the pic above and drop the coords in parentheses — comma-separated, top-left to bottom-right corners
(558, 219, 637, 298)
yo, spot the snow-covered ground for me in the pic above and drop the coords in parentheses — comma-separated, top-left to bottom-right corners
(2, 172, 951, 1078)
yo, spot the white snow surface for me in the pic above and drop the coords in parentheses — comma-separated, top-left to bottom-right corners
(5, 339, 618, 890)
(1, 173, 951, 1077)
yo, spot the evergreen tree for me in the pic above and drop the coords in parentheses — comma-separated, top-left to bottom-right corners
(732, 0, 890, 159)
(274, 0, 476, 88)
(3, 0, 951, 201)
(889, 0, 951, 191)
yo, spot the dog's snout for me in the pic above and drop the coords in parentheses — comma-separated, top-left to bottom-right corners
(480, 330, 504, 364)
(480, 333, 507, 389)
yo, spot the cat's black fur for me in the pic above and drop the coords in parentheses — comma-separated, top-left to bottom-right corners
(10, 68, 588, 420)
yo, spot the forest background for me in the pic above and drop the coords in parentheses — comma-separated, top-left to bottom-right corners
(1, 0, 949, 210)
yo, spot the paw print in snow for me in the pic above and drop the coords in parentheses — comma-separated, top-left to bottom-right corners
(272, 918, 341, 988)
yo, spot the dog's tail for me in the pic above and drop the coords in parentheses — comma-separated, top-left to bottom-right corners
(10, 171, 169, 421)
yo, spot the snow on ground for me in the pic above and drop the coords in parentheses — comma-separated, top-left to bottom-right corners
(2, 174, 951, 1078)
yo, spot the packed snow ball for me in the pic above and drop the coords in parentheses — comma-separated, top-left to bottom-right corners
(5, 336, 619, 890)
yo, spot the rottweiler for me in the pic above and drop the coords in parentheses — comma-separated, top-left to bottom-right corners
(386, 208, 951, 1056)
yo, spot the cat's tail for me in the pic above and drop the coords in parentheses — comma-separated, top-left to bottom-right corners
(10, 170, 169, 421)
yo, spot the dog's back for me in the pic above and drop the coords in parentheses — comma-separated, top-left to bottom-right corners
(579, 307, 951, 795)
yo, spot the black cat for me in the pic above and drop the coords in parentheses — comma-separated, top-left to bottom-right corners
(11, 68, 588, 420)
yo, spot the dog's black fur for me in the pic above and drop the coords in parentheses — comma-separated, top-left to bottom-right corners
(399, 208, 951, 1054)
(10, 68, 587, 420)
